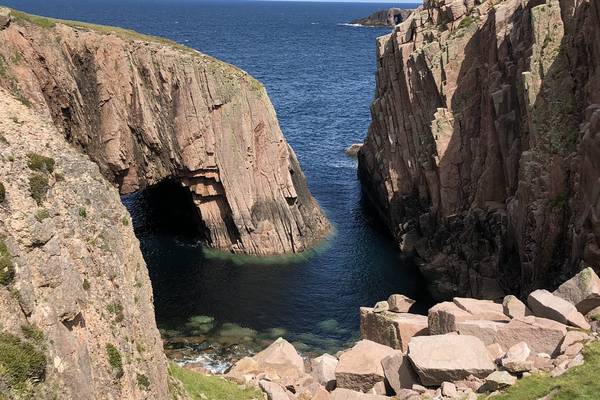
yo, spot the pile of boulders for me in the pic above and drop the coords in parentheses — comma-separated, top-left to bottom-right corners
(223, 267, 600, 399)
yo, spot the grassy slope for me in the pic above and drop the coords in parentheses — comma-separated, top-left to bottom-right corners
(168, 364, 263, 400)
(485, 341, 600, 400)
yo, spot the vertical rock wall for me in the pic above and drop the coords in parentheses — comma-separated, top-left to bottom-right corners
(358, 0, 600, 299)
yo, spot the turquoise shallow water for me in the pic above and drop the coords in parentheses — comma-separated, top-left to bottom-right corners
(4, 0, 429, 366)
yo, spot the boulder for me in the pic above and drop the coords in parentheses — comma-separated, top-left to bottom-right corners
(335, 340, 400, 393)
(453, 298, 510, 321)
(501, 342, 533, 373)
(527, 289, 591, 330)
(559, 331, 591, 354)
(259, 380, 295, 400)
(502, 295, 531, 318)
(311, 353, 338, 391)
(228, 337, 305, 386)
(0, 7, 11, 28)
(360, 308, 428, 352)
(373, 301, 389, 313)
(407, 335, 495, 386)
(457, 320, 506, 345)
(483, 371, 516, 391)
(554, 267, 600, 314)
(428, 302, 473, 334)
(440, 381, 458, 397)
(388, 294, 415, 313)
(297, 383, 330, 400)
(381, 353, 419, 394)
(330, 388, 389, 400)
(345, 143, 363, 157)
(486, 343, 504, 362)
(495, 316, 567, 356)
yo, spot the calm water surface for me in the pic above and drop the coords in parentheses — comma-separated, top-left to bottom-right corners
(4, 0, 428, 366)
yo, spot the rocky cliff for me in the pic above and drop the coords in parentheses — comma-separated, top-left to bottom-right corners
(0, 9, 330, 256)
(358, 0, 600, 299)
(350, 8, 413, 27)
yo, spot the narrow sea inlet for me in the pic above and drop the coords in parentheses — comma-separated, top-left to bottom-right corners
(4, 0, 426, 369)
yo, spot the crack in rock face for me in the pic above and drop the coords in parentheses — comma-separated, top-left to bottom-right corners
(0, 12, 330, 256)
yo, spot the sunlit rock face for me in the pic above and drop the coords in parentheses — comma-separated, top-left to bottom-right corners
(358, 0, 600, 299)
(0, 10, 330, 256)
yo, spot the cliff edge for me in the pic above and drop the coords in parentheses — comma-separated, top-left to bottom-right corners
(358, 0, 600, 299)
(0, 8, 330, 256)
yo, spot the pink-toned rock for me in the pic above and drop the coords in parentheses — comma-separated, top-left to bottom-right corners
(501, 342, 532, 373)
(330, 388, 389, 400)
(495, 316, 567, 356)
(428, 302, 473, 335)
(388, 294, 416, 313)
(486, 343, 505, 362)
(528, 290, 591, 330)
(310, 353, 338, 391)
(503, 295, 531, 318)
(360, 308, 428, 352)
(457, 320, 507, 345)
(335, 340, 400, 393)
(453, 298, 510, 321)
(559, 331, 591, 354)
(297, 383, 330, 400)
(407, 335, 495, 386)
(381, 353, 419, 393)
(259, 380, 295, 400)
(554, 267, 600, 314)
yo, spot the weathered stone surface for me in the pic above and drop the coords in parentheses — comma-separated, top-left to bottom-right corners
(501, 342, 533, 373)
(0, 7, 10, 28)
(503, 295, 531, 319)
(407, 335, 495, 386)
(357, 0, 600, 300)
(428, 301, 474, 335)
(388, 294, 416, 313)
(0, 88, 169, 399)
(229, 337, 305, 386)
(345, 143, 363, 157)
(554, 267, 600, 314)
(440, 381, 458, 397)
(360, 307, 428, 351)
(330, 388, 389, 400)
(297, 384, 330, 400)
(559, 331, 591, 354)
(495, 316, 567, 356)
(259, 380, 295, 400)
(528, 290, 591, 330)
(310, 353, 338, 391)
(381, 353, 419, 393)
(457, 320, 506, 345)
(0, 11, 330, 256)
(453, 298, 510, 321)
(486, 343, 504, 362)
(373, 301, 389, 313)
(335, 340, 400, 393)
(483, 371, 517, 391)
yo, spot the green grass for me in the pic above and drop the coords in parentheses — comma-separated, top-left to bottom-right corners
(0, 331, 46, 387)
(34, 209, 50, 222)
(29, 174, 49, 205)
(105, 343, 123, 378)
(486, 341, 600, 400)
(0, 239, 15, 286)
(458, 15, 476, 30)
(26, 153, 55, 173)
(168, 364, 263, 400)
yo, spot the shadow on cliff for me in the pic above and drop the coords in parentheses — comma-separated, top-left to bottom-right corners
(435, 0, 595, 298)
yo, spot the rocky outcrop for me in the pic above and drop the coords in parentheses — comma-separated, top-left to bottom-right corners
(0, 87, 171, 398)
(358, 0, 600, 298)
(350, 8, 413, 27)
(0, 8, 329, 256)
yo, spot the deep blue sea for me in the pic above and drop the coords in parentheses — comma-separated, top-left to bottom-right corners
(3, 0, 427, 367)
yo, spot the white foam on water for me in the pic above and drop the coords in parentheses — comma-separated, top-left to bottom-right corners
(179, 353, 232, 374)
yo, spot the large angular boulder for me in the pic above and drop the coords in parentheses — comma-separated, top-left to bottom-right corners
(360, 308, 428, 352)
(483, 371, 517, 391)
(330, 388, 388, 400)
(428, 302, 473, 334)
(502, 295, 531, 318)
(381, 353, 419, 394)
(335, 340, 400, 393)
(311, 353, 338, 391)
(227, 337, 306, 386)
(407, 335, 495, 386)
(453, 298, 510, 321)
(501, 342, 533, 373)
(388, 294, 416, 312)
(457, 320, 507, 345)
(495, 316, 567, 356)
(259, 380, 296, 400)
(528, 290, 591, 330)
(554, 267, 600, 314)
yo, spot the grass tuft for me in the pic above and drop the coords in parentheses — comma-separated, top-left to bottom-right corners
(0, 239, 15, 286)
(0, 331, 46, 388)
(29, 174, 49, 205)
(26, 153, 55, 173)
(105, 343, 123, 378)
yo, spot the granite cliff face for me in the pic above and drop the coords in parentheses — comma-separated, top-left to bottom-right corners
(358, 0, 600, 299)
(0, 10, 330, 256)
